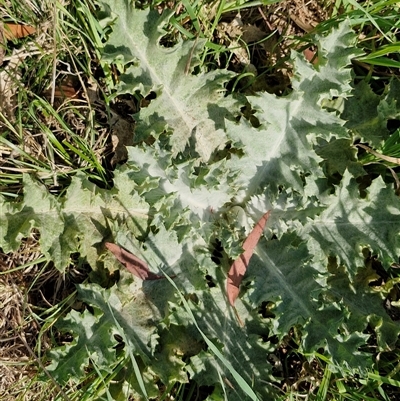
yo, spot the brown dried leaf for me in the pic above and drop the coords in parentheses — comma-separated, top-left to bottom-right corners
(3, 23, 36, 40)
(0, 23, 38, 117)
(42, 76, 81, 107)
(105, 242, 163, 280)
(227, 210, 271, 306)
(303, 48, 319, 65)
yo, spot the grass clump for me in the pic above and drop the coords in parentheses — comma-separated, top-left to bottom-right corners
(0, 0, 113, 198)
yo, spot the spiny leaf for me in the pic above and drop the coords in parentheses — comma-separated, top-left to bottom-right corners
(97, 1, 238, 161)
(0, 174, 65, 264)
(0, 173, 149, 271)
(48, 277, 165, 397)
(315, 138, 365, 178)
(2, 14, 400, 393)
(245, 233, 375, 373)
(342, 78, 400, 147)
(225, 22, 361, 205)
(46, 309, 118, 384)
(300, 170, 400, 276)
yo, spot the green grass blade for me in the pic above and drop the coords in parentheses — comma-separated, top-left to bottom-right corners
(368, 372, 400, 388)
(86, 349, 114, 401)
(361, 43, 400, 59)
(180, 0, 201, 34)
(162, 270, 261, 401)
(106, 303, 149, 400)
(345, 0, 392, 42)
(357, 56, 400, 68)
(315, 364, 332, 401)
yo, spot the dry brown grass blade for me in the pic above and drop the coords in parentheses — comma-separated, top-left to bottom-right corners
(0, 310, 72, 401)
(357, 143, 400, 165)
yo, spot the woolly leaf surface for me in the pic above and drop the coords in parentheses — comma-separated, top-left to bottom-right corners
(97, 1, 237, 161)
